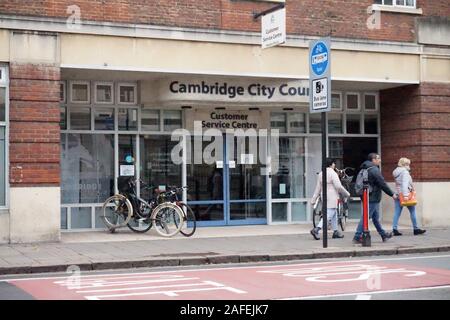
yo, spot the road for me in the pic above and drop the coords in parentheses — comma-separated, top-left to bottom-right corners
(0, 253, 449, 300)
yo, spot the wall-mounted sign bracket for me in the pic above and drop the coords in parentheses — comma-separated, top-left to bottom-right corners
(253, 3, 285, 20)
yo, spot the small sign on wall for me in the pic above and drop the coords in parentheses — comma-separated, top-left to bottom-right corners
(120, 165, 135, 177)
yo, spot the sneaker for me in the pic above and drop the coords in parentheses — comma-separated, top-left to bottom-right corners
(382, 232, 393, 242)
(352, 237, 362, 244)
(310, 227, 320, 240)
(414, 229, 426, 235)
(393, 229, 402, 236)
(332, 231, 344, 239)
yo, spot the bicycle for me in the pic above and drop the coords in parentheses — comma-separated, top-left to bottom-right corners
(312, 167, 354, 231)
(101, 177, 184, 237)
(163, 186, 197, 237)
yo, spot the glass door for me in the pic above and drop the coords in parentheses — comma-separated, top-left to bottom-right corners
(226, 135, 267, 225)
(186, 135, 225, 226)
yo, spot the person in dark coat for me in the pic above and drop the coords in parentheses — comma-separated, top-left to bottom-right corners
(353, 153, 398, 243)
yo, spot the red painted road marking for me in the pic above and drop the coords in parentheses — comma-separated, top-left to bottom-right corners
(5, 258, 450, 300)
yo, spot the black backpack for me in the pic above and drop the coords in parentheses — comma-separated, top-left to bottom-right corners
(354, 167, 375, 196)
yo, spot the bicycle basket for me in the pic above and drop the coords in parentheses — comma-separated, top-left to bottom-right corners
(117, 176, 134, 193)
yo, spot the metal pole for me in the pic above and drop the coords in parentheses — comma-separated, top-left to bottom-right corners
(321, 112, 327, 248)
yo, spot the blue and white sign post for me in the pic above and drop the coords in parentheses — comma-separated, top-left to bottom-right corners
(309, 37, 331, 248)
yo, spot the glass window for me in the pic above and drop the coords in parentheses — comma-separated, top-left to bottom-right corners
(0, 87, 5, 122)
(61, 134, 114, 204)
(71, 82, 90, 103)
(230, 202, 265, 220)
(119, 135, 137, 177)
(70, 107, 91, 130)
(346, 93, 359, 110)
(346, 114, 361, 134)
(292, 203, 307, 221)
(141, 109, 160, 131)
(140, 135, 182, 199)
(70, 207, 92, 229)
(328, 113, 343, 134)
(61, 207, 67, 229)
(364, 94, 377, 111)
(94, 108, 114, 131)
(272, 203, 287, 222)
(118, 108, 138, 131)
(270, 113, 287, 133)
(364, 114, 378, 134)
(60, 81, 66, 103)
(329, 138, 344, 169)
(119, 84, 137, 104)
(272, 137, 305, 199)
(95, 83, 113, 104)
(309, 113, 322, 133)
(331, 93, 342, 110)
(163, 110, 182, 131)
(60, 106, 67, 130)
(396, 0, 405, 5)
(0, 127, 5, 206)
(288, 113, 306, 133)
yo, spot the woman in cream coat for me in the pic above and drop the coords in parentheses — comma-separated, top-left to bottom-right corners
(310, 158, 350, 240)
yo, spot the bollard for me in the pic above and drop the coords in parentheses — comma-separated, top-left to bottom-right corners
(362, 184, 371, 247)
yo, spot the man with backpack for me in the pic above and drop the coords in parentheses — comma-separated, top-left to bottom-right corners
(353, 153, 398, 244)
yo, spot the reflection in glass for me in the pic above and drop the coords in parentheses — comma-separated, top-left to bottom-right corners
(164, 110, 182, 131)
(141, 109, 160, 131)
(70, 207, 92, 229)
(61, 134, 114, 204)
(119, 85, 136, 104)
(118, 108, 138, 131)
(272, 137, 305, 199)
(96, 84, 113, 103)
(61, 207, 67, 229)
(72, 83, 89, 102)
(288, 113, 306, 133)
(270, 113, 287, 133)
(70, 107, 91, 130)
(328, 113, 343, 134)
(332, 93, 341, 109)
(230, 202, 265, 220)
(94, 108, 114, 130)
(272, 203, 287, 222)
(364, 95, 376, 110)
(60, 106, 67, 130)
(140, 135, 182, 200)
(292, 202, 307, 221)
(309, 113, 322, 133)
(189, 203, 224, 222)
(346, 94, 359, 110)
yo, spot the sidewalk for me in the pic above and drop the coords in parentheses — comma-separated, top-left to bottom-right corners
(1, 223, 449, 275)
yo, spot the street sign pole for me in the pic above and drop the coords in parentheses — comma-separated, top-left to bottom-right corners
(309, 37, 331, 249)
(321, 112, 327, 248)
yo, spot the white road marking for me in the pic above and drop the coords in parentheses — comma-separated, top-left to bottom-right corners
(277, 285, 450, 300)
(2, 254, 449, 282)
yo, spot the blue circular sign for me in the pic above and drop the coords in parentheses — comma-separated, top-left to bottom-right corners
(125, 155, 134, 163)
(310, 41, 329, 76)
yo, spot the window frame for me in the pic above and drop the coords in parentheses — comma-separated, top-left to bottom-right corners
(60, 81, 66, 104)
(375, 0, 416, 7)
(117, 82, 138, 105)
(70, 80, 91, 104)
(363, 92, 379, 111)
(345, 92, 361, 111)
(94, 81, 114, 105)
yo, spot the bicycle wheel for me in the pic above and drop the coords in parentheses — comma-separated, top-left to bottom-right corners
(101, 194, 133, 231)
(127, 217, 152, 233)
(176, 202, 197, 237)
(338, 201, 347, 231)
(312, 200, 322, 229)
(151, 202, 183, 237)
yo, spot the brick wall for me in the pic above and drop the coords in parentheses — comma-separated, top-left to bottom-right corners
(0, 1, 449, 43)
(380, 83, 450, 182)
(9, 63, 60, 186)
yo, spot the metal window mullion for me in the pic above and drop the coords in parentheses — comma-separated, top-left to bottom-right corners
(67, 207, 71, 230)
(91, 206, 95, 229)
(136, 133, 140, 197)
(114, 132, 119, 194)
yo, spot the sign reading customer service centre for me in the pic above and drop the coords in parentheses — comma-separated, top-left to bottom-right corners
(309, 37, 331, 113)
(261, 7, 286, 49)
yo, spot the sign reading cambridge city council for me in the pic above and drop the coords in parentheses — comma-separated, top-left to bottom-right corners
(309, 37, 331, 113)
(261, 8, 286, 49)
